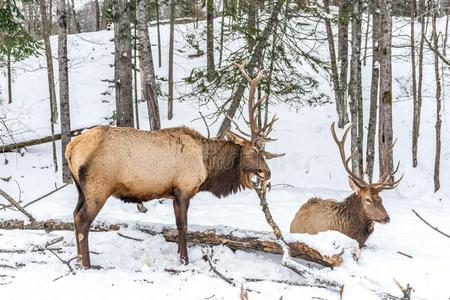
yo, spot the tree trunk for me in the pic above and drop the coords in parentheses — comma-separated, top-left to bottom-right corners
(137, 0, 161, 131)
(378, 0, 394, 177)
(206, 0, 215, 82)
(168, 0, 175, 120)
(219, 0, 226, 67)
(101, 0, 112, 29)
(337, 1, 350, 128)
(444, 15, 449, 56)
(413, 0, 427, 168)
(0, 219, 344, 268)
(349, 0, 363, 176)
(7, 53, 12, 104)
(410, 0, 418, 168)
(366, 0, 380, 182)
(217, 0, 284, 138)
(70, 0, 81, 33)
(362, 6, 371, 66)
(112, 0, 134, 127)
(58, 0, 72, 184)
(324, 0, 347, 129)
(95, 0, 101, 31)
(431, 1, 441, 192)
(156, 0, 162, 68)
(39, 0, 59, 173)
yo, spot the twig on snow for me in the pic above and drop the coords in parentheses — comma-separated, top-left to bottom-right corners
(117, 232, 144, 242)
(23, 184, 69, 208)
(396, 251, 413, 259)
(203, 248, 236, 287)
(252, 179, 340, 289)
(0, 189, 35, 222)
(393, 279, 413, 300)
(411, 209, 450, 239)
(32, 237, 74, 273)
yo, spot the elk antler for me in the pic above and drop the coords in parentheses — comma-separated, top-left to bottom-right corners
(233, 62, 275, 145)
(372, 140, 404, 190)
(330, 122, 367, 187)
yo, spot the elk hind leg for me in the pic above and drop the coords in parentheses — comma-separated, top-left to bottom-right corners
(72, 181, 85, 263)
(74, 190, 108, 269)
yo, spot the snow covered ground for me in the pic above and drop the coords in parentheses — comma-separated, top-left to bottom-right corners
(1, 15, 450, 300)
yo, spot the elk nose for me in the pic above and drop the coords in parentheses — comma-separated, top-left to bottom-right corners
(384, 216, 390, 223)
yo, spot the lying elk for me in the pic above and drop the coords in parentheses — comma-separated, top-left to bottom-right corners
(66, 63, 283, 268)
(290, 123, 403, 247)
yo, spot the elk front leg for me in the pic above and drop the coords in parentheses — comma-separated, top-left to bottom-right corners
(173, 194, 190, 265)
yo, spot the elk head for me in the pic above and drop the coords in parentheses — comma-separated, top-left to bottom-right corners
(331, 123, 403, 224)
(226, 63, 285, 188)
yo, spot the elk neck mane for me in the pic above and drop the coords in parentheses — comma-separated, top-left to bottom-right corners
(198, 137, 244, 198)
(336, 193, 373, 236)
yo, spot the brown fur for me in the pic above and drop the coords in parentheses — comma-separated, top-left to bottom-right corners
(65, 125, 270, 268)
(290, 177, 390, 247)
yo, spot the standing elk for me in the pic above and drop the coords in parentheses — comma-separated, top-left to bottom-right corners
(66, 64, 283, 268)
(290, 123, 403, 247)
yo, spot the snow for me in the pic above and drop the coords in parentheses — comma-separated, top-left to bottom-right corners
(1, 13, 450, 300)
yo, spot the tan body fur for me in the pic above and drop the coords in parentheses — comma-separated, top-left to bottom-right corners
(290, 194, 378, 247)
(67, 126, 208, 202)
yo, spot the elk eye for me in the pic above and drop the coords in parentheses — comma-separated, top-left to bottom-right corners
(365, 198, 372, 204)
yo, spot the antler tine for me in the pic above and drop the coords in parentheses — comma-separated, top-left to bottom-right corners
(330, 122, 367, 186)
(381, 173, 404, 190)
(375, 138, 403, 189)
(233, 62, 253, 83)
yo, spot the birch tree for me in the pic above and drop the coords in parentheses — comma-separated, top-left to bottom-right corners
(349, 0, 363, 175)
(112, 0, 134, 127)
(366, 0, 380, 182)
(58, 0, 72, 183)
(137, 0, 161, 131)
(378, 0, 394, 176)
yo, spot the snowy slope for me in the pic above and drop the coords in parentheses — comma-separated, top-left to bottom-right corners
(1, 15, 450, 300)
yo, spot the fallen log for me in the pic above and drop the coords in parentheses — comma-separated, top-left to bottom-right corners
(0, 219, 345, 268)
(0, 126, 97, 153)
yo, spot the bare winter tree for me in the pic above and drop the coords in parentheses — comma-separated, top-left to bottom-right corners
(431, 0, 441, 192)
(349, 0, 363, 175)
(413, 0, 428, 168)
(112, 0, 134, 127)
(58, 0, 72, 183)
(6, 53, 12, 104)
(217, 0, 284, 137)
(410, 0, 418, 168)
(378, 0, 394, 177)
(168, 0, 175, 120)
(39, 0, 59, 172)
(366, 0, 380, 182)
(137, 0, 161, 131)
(324, 0, 347, 128)
(337, 0, 350, 128)
(156, 0, 162, 68)
(206, 0, 215, 81)
(70, 0, 81, 33)
(94, 0, 101, 31)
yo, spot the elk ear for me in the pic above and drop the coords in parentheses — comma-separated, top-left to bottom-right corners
(225, 131, 248, 145)
(260, 151, 285, 160)
(348, 176, 364, 193)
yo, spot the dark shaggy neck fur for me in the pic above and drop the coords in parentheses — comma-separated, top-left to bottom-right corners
(199, 139, 244, 198)
(336, 193, 374, 246)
